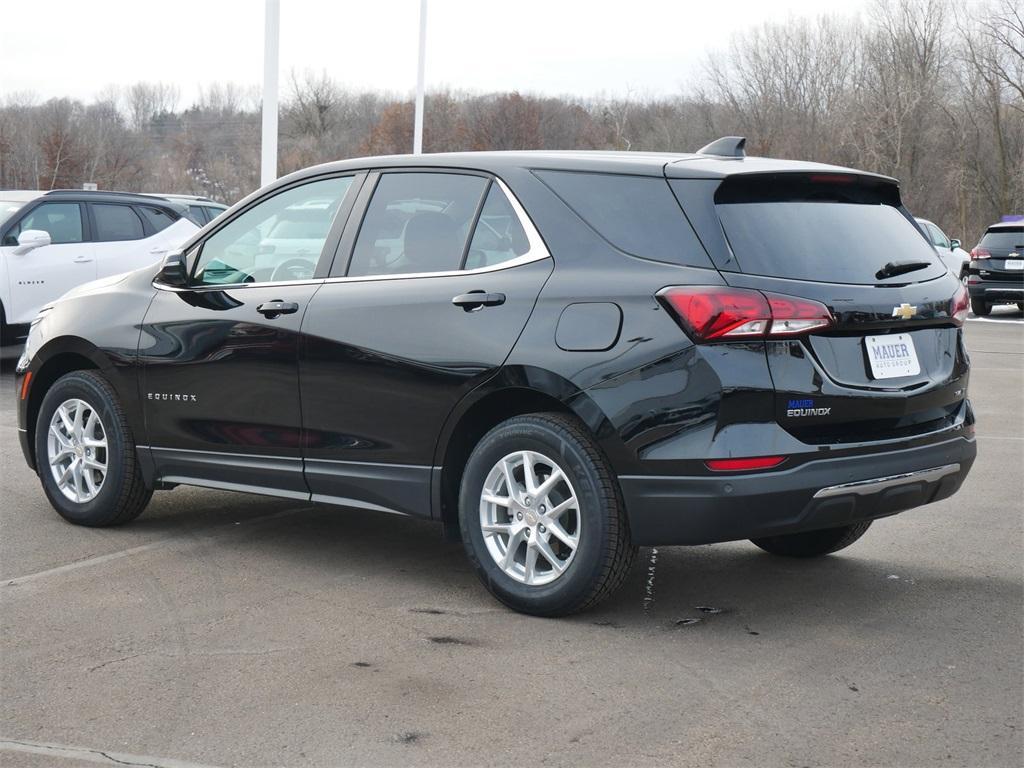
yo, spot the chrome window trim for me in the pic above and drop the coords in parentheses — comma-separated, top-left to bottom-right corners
(152, 175, 551, 293)
(324, 176, 551, 284)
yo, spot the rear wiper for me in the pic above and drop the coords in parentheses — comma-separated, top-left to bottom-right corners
(875, 260, 932, 280)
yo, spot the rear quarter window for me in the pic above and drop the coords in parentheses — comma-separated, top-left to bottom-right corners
(533, 170, 712, 268)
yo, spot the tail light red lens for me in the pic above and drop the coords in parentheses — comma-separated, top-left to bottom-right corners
(658, 286, 833, 342)
(705, 456, 786, 472)
(950, 282, 970, 325)
(970, 247, 990, 260)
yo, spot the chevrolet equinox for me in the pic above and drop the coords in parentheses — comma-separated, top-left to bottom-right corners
(15, 138, 977, 616)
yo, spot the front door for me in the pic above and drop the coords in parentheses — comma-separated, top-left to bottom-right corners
(139, 174, 359, 497)
(300, 171, 552, 516)
(1, 201, 96, 324)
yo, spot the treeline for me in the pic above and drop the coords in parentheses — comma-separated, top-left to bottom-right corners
(0, 0, 1020, 245)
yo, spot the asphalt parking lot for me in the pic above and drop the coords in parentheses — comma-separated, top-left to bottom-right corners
(1, 312, 1022, 768)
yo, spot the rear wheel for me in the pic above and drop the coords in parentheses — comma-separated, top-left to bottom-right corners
(35, 371, 152, 526)
(751, 521, 872, 558)
(458, 413, 636, 616)
(970, 298, 990, 316)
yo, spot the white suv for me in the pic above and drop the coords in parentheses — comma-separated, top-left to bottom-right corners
(0, 190, 199, 343)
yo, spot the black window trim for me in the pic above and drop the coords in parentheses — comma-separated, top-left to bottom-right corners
(326, 167, 549, 282)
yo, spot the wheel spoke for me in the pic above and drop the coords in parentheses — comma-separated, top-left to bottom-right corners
(500, 458, 518, 498)
(545, 519, 577, 549)
(500, 530, 524, 571)
(72, 402, 84, 441)
(71, 460, 85, 500)
(523, 544, 539, 584)
(83, 457, 107, 472)
(49, 447, 73, 465)
(534, 468, 564, 502)
(57, 405, 74, 435)
(84, 409, 99, 439)
(57, 460, 76, 489)
(545, 497, 576, 520)
(481, 521, 513, 536)
(482, 493, 510, 508)
(534, 536, 564, 573)
(522, 452, 537, 494)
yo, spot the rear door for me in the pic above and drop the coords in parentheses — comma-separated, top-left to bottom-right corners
(668, 171, 968, 445)
(299, 170, 552, 517)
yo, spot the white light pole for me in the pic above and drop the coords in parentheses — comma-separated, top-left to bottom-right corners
(413, 0, 428, 154)
(261, 0, 281, 187)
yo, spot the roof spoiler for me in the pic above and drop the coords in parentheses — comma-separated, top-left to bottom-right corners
(696, 136, 746, 159)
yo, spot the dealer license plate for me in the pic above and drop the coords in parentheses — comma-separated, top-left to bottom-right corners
(866, 334, 921, 379)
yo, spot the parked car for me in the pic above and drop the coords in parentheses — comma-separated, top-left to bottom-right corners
(145, 194, 228, 227)
(1, 190, 198, 344)
(14, 140, 976, 616)
(967, 221, 1024, 315)
(915, 217, 969, 279)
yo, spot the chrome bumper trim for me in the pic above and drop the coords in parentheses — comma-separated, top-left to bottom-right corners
(813, 463, 961, 499)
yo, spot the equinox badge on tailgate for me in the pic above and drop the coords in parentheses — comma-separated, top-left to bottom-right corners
(787, 399, 832, 417)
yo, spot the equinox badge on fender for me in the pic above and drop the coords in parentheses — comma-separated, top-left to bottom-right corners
(787, 399, 831, 417)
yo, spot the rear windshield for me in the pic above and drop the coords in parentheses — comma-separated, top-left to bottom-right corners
(533, 170, 712, 268)
(980, 228, 1024, 251)
(712, 175, 945, 285)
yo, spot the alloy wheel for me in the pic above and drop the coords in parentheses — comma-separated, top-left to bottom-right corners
(479, 450, 581, 586)
(47, 398, 108, 503)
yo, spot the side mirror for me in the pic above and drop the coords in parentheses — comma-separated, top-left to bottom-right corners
(155, 250, 189, 288)
(12, 229, 51, 255)
(950, 239, 961, 250)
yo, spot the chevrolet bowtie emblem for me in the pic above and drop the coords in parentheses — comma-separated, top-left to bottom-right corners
(892, 303, 918, 320)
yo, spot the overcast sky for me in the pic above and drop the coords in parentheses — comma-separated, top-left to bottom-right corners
(2, 0, 873, 105)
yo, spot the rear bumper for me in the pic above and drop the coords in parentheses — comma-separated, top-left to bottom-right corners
(968, 281, 1024, 303)
(619, 434, 976, 546)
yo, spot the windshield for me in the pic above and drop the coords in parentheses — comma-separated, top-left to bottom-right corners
(711, 175, 944, 285)
(0, 200, 27, 229)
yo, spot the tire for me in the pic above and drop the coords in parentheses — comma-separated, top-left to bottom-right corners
(1017, 302, 1023, 314)
(751, 521, 872, 558)
(458, 412, 637, 617)
(35, 370, 152, 526)
(970, 298, 990, 316)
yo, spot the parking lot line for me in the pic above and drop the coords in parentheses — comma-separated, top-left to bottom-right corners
(3, 507, 310, 587)
(0, 738, 222, 768)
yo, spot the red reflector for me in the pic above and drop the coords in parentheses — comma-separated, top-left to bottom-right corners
(950, 283, 970, 325)
(20, 371, 32, 401)
(705, 456, 786, 472)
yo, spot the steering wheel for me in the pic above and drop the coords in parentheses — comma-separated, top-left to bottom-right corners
(270, 258, 315, 282)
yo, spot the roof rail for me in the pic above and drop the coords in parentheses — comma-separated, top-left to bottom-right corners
(43, 189, 154, 198)
(696, 136, 746, 159)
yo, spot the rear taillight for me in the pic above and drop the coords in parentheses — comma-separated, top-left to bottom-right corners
(970, 247, 990, 260)
(951, 283, 970, 325)
(658, 286, 833, 342)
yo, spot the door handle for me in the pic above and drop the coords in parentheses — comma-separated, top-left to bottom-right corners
(452, 291, 506, 311)
(149, 247, 168, 256)
(73, 257, 93, 263)
(257, 300, 300, 318)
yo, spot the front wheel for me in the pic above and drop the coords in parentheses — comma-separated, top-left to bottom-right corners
(458, 413, 637, 616)
(751, 521, 872, 558)
(35, 370, 152, 526)
(970, 298, 990, 316)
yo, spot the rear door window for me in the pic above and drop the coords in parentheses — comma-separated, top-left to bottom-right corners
(534, 170, 712, 268)
(346, 172, 488, 277)
(710, 175, 946, 285)
(93, 204, 145, 241)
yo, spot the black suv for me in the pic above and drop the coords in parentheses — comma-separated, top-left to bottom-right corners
(967, 221, 1024, 315)
(14, 139, 977, 616)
